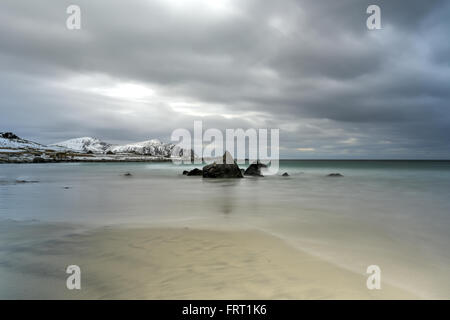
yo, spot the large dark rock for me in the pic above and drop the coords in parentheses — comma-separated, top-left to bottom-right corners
(187, 168, 203, 176)
(182, 170, 189, 175)
(202, 152, 243, 178)
(282, 172, 289, 177)
(244, 160, 267, 177)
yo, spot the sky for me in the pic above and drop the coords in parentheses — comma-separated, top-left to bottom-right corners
(0, 0, 449, 159)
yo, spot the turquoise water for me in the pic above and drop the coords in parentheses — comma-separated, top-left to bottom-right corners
(1, 160, 450, 298)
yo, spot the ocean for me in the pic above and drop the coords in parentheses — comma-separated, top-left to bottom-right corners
(1, 160, 450, 298)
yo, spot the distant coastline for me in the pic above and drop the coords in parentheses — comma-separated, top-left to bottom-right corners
(0, 155, 176, 164)
(2, 132, 449, 164)
(0, 131, 192, 164)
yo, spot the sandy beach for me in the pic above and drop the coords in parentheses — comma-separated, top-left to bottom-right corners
(0, 222, 416, 299)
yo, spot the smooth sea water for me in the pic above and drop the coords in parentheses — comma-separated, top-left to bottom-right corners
(1, 160, 450, 298)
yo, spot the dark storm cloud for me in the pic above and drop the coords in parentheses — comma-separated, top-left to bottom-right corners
(0, 0, 449, 158)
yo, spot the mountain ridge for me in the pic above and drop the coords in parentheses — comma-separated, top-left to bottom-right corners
(1, 132, 62, 151)
(51, 136, 191, 157)
(0, 132, 193, 163)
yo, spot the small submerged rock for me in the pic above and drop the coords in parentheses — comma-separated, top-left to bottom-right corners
(282, 172, 290, 177)
(327, 173, 343, 177)
(123, 172, 133, 177)
(15, 179, 39, 183)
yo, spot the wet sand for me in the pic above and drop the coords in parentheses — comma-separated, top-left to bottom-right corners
(0, 223, 416, 299)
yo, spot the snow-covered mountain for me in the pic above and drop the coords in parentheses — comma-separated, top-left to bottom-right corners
(51, 137, 193, 157)
(109, 139, 192, 157)
(0, 132, 55, 151)
(50, 137, 111, 153)
(109, 139, 172, 156)
(1, 132, 193, 162)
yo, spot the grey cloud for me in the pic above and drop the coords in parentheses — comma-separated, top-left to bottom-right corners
(0, 0, 449, 158)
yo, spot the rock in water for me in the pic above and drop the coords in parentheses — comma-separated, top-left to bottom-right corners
(202, 152, 243, 178)
(123, 172, 133, 177)
(15, 179, 39, 183)
(187, 168, 203, 176)
(244, 160, 267, 177)
(327, 173, 343, 177)
(182, 170, 189, 175)
(282, 172, 289, 177)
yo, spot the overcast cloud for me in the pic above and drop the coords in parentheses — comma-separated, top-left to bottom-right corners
(0, 0, 449, 158)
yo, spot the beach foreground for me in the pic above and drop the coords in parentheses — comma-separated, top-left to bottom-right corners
(0, 222, 416, 299)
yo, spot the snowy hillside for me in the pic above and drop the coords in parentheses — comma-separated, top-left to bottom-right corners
(109, 139, 192, 157)
(50, 137, 111, 153)
(0, 132, 193, 163)
(0, 132, 54, 151)
(53, 137, 193, 157)
(110, 139, 174, 156)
